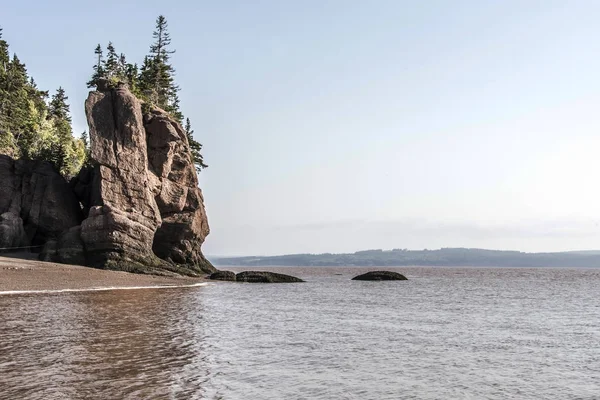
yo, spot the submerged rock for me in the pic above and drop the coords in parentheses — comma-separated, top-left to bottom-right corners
(209, 270, 237, 281)
(236, 271, 304, 283)
(351, 271, 408, 281)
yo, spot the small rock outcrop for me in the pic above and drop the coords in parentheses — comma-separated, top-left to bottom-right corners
(236, 271, 304, 283)
(209, 270, 237, 281)
(351, 271, 408, 281)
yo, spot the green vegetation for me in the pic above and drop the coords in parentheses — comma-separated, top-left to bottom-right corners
(213, 248, 600, 268)
(185, 118, 208, 172)
(0, 27, 86, 178)
(87, 15, 207, 172)
(0, 15, 207, 178)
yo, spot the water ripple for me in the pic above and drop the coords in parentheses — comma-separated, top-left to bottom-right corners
(1, 267, 600, 399)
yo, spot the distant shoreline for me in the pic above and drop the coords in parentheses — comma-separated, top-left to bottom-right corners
(212, 247, 600, 268)
(0, 256, 206, 294)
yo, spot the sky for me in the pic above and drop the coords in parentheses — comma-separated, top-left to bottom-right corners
(3, 0, 600, 256)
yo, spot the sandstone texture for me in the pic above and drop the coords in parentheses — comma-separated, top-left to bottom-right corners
(1, 82, 213, 276)
(0, 155, 82, 251)
(144, 108, 214, 274)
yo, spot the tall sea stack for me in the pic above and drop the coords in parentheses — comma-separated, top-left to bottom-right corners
(2, 81, 215, 276)
(78, 81, 214, 275)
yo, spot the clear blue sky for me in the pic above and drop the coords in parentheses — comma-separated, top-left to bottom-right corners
(3, 0, 600, 255)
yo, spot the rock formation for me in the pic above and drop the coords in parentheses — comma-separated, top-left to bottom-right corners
(1, 82, 214, 276)
(80, 83, 164, 272)
(209, 270, 237, 281)
(144, 108, 213, 273)
(235, 271, 304, 283)
(0, 156, 83, 251)
(351, 271, 408, 281)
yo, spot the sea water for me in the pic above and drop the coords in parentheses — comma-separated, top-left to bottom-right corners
(1, 266, 599, 399)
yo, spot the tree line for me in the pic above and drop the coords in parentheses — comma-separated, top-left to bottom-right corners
(0, 15, 206, 179)
(87, 16, 207, 172)
(0, 27, 87, 177)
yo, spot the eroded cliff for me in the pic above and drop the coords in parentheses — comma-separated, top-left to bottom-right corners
(1, 82, 214, 276)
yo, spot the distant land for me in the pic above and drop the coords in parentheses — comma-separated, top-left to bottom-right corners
(212, 248, 600, 268)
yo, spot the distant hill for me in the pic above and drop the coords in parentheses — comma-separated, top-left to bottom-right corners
(212, 248, 600, 268)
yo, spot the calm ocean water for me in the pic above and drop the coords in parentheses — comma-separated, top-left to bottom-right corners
(1, 266, 599, 400)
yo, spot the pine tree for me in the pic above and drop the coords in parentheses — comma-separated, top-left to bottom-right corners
(79, 130, 91, 166)
(104, 42, 119, 78)
(80, 130, 89, 149)
(184, 118, 207, 172)
(87, 44, 104, 88)
(138, 16, 181, 118)
(0, 28, 85, 177)
(0, 27, 8, 71)
(125, 62, 139, 95)
(48, 87, 71, 123)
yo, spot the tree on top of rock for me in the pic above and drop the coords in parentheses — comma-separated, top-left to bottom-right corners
(86, 44, 104, 88)
(185, 118, 208, 172)
(138, 15, 182, 121)
(104, 42, 119, 79)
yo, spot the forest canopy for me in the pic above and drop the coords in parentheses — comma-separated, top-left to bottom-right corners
(0, 27, 86, 178)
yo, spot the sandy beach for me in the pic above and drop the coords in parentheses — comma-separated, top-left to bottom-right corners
(0, 254, 206, 293)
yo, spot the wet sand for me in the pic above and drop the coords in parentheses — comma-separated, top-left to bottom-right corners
(0, 255, 206, 293)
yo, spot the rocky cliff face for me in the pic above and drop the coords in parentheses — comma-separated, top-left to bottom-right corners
(0, 156, 83, 251)
(1, 82, 214, 276)
(81, 84, 163, 272)
(145, 108, 212, 272)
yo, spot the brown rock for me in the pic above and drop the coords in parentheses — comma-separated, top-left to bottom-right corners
(145, 107, 214, 274)
(0, 155, 82, 250)
(0, 212, 27, 249)
(209, 270, 236, 281)
(82, 86, 163, 271)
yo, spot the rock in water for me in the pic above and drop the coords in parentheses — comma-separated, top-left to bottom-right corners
(351, 271, 408, 281)
(145, 108, 215, 274)
(209, 271, 237, 281)
(236, 271, 304, 283)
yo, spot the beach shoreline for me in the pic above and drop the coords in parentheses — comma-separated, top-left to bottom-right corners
(0, 255, 207, 293)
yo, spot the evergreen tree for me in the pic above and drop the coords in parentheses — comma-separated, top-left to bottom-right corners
(138, 16, 181, 119)
(125, 62, 139, 95)
(104, 41, 119, 78)
(0, 28, 84, 177)
(48, 87, 71, 123)
(79, 130, 91, 165)
(184, 118, 207, 172)
(87, 44, 104, 88)
(80, 130, 89, 149)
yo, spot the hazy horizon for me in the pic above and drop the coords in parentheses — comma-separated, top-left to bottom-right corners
(4, 0, 600, 256)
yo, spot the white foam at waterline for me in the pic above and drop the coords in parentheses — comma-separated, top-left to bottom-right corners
(0, 282, 211, 296)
